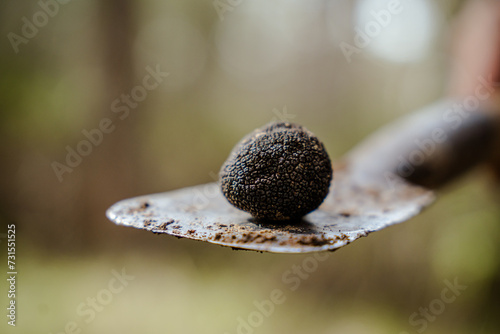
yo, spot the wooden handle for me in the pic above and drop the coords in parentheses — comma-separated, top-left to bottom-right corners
(347, 99, 500, 189)
(402, 106, 499, 188)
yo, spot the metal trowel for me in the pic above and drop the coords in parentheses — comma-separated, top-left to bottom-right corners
(106, 99, 500, 253)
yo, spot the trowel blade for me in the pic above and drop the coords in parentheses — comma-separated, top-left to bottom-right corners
(106, 155, 434, 253)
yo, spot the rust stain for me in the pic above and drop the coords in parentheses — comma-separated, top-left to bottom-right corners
(297, 234, 331, 246)
(210, 230, 278, 244)
(155, 219, 175, 230)
(128, 201, 151, 214)
(143, 219, 157, 228)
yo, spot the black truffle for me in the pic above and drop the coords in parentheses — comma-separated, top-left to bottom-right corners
(220, 122, 333, 221)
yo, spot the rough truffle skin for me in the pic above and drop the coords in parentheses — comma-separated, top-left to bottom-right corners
(220, 122, 333, 221)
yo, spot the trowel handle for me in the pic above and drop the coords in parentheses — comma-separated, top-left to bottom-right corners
(393, 100, 500, 189)
(347, 99, 500, 189)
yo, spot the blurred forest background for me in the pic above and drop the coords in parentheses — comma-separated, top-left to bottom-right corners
(1, 0, 500, 333)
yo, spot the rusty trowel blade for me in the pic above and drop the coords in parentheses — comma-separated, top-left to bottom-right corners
(106, 147, 434, 253)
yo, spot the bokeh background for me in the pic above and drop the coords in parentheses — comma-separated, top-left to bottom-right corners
(1, 0, 500, 333)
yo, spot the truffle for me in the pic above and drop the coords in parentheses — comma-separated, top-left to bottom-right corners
(220, 122, 333, 221)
